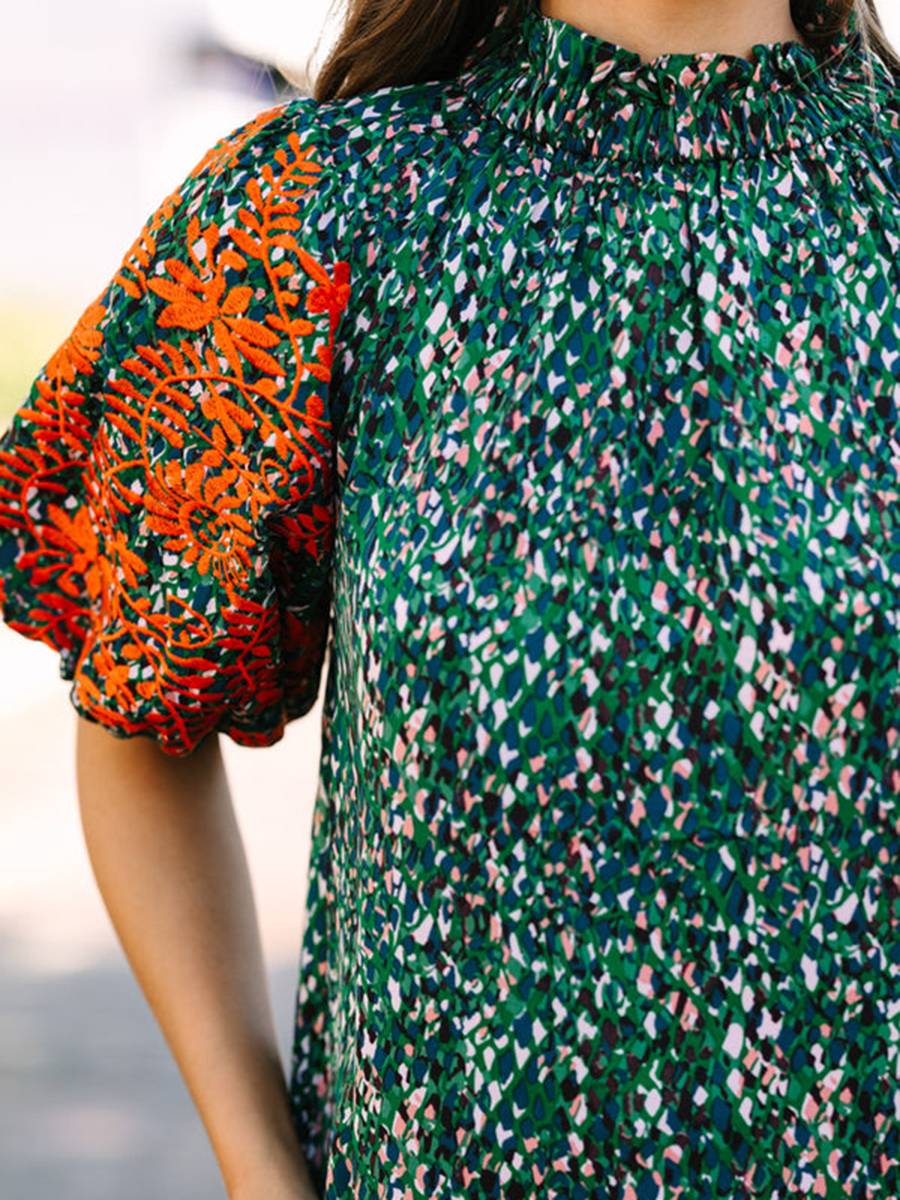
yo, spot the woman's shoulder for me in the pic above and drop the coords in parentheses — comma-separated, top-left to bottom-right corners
(115, 77, 467, 281)
(203, 74, 478, 190)
(159, 75, 482, 248)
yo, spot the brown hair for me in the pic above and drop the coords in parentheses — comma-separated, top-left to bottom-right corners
(312, 0, 900, 102)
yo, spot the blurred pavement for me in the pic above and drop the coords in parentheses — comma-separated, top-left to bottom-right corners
(0, 950, 301, 1200)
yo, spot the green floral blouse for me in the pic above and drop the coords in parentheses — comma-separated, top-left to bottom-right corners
(1, 0, 900, 1196)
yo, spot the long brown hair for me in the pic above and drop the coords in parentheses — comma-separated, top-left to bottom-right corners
(312, 0, 900, 102)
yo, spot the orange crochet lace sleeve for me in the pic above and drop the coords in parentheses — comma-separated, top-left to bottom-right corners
(0, 105, 351, 754)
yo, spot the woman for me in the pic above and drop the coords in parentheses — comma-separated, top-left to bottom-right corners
(1, 0, 899, 1195)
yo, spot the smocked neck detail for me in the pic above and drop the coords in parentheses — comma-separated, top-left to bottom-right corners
(459, 5, 887, 161)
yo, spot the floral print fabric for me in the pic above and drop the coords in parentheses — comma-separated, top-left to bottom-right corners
(2, 0, 900, 1197)
(0, 114, 349, 749)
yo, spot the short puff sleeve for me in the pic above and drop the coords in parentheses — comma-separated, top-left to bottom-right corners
(0, 104, 351, 754)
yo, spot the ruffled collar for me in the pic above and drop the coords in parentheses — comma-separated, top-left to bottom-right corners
(459, 1, 892, 161)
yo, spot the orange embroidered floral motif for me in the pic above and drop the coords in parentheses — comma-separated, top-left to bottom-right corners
(149, 218, 283, 380)
(45, 303, 107, 383)
(271, 507, 335, 563)
(115, 229, 160, 301)
(189, 106, 285, 184)
(304, 258, 352, 340)
(199, 384, 256, 447)
(114, 184, 186, 299)
(113, 109, 286, 303)
(106, 526, 149, 591)
(43, 504, 103, 598)
(0, 111, 351, 753)
(145, 458, 257, 588)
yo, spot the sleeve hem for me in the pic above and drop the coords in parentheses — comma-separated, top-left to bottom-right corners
(67, 683, 322, 757)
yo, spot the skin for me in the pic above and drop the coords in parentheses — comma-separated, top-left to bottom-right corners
(539, 0, 812, 64)
(75, 6, 812, 1200)
(76, 717, 318, 1200)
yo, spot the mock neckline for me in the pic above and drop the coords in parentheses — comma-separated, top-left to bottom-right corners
(458, 2, 888, 161)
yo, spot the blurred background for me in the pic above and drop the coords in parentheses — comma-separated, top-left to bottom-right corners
(2, 0, 900, 1197)
(0, 2, 337, 1197)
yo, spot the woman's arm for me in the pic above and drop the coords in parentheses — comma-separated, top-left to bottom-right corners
(75, 715, 318, 1200)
